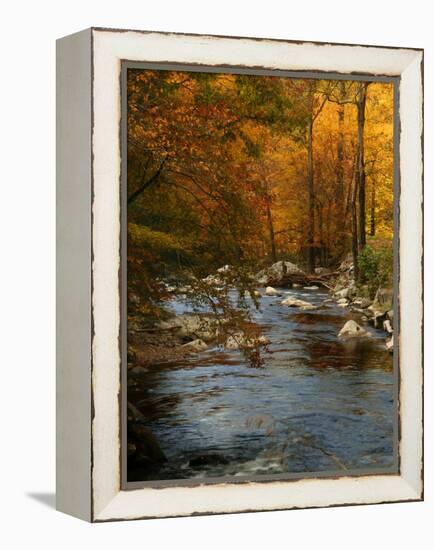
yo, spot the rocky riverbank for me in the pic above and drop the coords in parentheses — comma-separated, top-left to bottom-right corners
(128, 256, 394, 373)
(253, 257, 394, 351)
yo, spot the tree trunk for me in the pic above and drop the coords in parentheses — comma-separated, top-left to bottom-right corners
(351, 175, 359, 282)
(336, 86, 345, 258)
(318, 207, 326, 267)
(336, 83, 345, 211)
(307, 118, 315, 273)
(370, 180, 376, 236)
(266, 199, 277, 263)
(357, 83, 368, 249)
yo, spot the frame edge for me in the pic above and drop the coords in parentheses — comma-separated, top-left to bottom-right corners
(56, 28, 93, 522)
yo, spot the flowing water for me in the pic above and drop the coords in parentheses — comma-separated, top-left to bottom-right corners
(128, 287, 396, 481)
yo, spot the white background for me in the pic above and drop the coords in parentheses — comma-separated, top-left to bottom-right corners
(0, 0, 431, 547)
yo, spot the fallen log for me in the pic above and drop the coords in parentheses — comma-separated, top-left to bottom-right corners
(268, 271, 339, 289)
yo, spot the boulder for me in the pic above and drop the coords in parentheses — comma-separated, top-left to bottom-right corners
(265, 286, 281, 297)
(336, 285, 357, 300)
(335, 287, 350, 299)
(347, 286, 357, 299)
(217, 264, 231, 274)
(303, 285, 319, 290)
(255, 273, 270, 286)
(338, 253, 354, 272)
(255, 261, 305, 285)
(181, 339, 208, 352)
(299, 304, 317, 311)
(333, 273, 355, 294)
(158, 314, 218, 342)
(202, 274, 222, 285)
(383, 320, 393, 334)
(225, 333, 270, 350)
(353, 297, 372, 309)
(182, 319, 218, 342)
(281, 297, 316, 310)
(367, 307, 388, 329)
(386, 335, 394, 352)
(338, 320, 371, 338)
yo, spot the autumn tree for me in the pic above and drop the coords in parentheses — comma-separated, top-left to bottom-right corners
(126, 69, 394, 317)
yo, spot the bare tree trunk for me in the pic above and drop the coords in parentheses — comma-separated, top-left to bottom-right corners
(266, 199, 277, 263)
(357, 83, 368, 249)
(370, 181, 376, 236)
(307, 118, 315, 274)
(326, 200, 332, 266)
(336, 86, 345, 258)
(304, 81, 329, 273)
(348, 150, 360, 282)
(318, 206, 326, 267)
(351, 174, 359, 282)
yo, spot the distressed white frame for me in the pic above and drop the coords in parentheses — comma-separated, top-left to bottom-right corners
(57, 28, 423, 522)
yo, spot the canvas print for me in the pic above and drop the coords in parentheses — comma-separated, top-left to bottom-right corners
(125, 68, 396, 483)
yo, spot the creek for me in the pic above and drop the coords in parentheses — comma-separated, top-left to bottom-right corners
(128, 287, 395, 481)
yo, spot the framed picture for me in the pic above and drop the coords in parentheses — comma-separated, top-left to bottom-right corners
(56, 27, 423, 522)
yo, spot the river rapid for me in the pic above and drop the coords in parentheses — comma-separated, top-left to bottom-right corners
(128, 287, 396, 481)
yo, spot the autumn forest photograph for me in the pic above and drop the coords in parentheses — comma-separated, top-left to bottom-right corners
(125, 67, 397, 482)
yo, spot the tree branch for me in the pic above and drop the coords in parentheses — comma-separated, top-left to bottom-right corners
(127, 160, 166, 205)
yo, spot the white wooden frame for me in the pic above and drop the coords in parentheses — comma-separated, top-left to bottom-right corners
(56, 27, 423, 522)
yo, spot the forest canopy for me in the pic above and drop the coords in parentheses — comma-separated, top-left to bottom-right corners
(127, 69, 394, 320)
